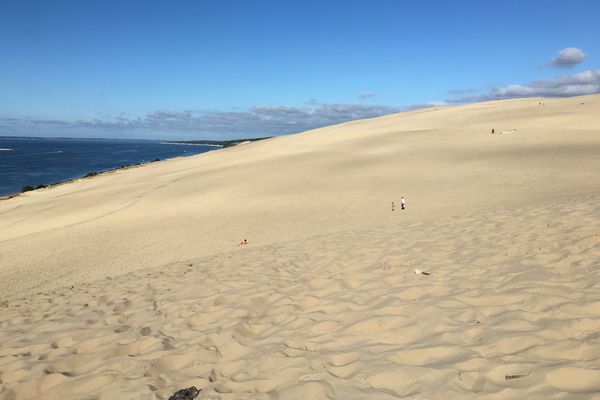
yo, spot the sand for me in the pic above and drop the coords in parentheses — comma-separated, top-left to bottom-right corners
(1, 95, 599, 399)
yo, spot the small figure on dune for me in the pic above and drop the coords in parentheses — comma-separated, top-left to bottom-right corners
(491, 128, 495, 134)
(239, 239, 247, 246)
(401, 196, 405, 210)
(392, 201, 395, 211)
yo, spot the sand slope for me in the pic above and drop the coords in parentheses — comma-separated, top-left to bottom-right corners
(1, 198, 599, 399)
(1, 95, 600, 399)
(1, 95, 599, 298)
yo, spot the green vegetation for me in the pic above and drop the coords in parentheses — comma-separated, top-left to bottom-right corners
(165, 137, 271, 148)
(19, 184, 47, 193)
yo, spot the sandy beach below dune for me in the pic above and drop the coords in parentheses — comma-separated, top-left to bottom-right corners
(1, 94, 600, 399)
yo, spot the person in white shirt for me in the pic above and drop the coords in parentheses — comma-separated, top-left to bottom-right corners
(401, 196, 405, 210)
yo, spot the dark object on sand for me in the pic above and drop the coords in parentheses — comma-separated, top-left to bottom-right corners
(491, 128, 495, 134)
(421, 271, 431, 275)
(21, 185, 35, 193)
(168, 387, 201, 400)
(505, 374, 525, 380)
(140, 326, 151, 336)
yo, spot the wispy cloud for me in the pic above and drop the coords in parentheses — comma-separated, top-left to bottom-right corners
(549, 47, 587, 69)
(449, 69, 600, 103)
(359, 91, 376, 99)
(446, 88, 478, 95)
(0, 103, 403, 140)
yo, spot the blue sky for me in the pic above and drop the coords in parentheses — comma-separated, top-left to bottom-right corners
(1, 0, 599, 139)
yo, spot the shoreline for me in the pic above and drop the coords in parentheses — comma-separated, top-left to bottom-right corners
(0, 137, 271, 199)
(0, 159, 161, 200)
(0, 146, 218, 201)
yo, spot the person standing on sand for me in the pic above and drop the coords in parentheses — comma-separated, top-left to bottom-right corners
(401, 196, 405, 210)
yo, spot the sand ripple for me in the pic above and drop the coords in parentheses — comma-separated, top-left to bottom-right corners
(1, 199, 599, 399)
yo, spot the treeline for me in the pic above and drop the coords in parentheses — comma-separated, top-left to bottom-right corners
(166, 137, 271, 148)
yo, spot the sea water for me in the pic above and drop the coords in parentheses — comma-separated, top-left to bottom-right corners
(0, 137, 219, 196)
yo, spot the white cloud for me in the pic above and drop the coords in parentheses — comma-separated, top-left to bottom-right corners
(449, 69, 600, 103)
(549, 47, 587, 68)
(0, 103, 403, 140)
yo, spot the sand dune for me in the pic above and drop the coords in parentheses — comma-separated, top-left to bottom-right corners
(1, 95, 599, 399)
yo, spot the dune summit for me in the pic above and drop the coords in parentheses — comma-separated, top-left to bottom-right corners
(0, 95, 599, 399)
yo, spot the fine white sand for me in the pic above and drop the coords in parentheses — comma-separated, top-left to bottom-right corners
(0, 95, 599, 399)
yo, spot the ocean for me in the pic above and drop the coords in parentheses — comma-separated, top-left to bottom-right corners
(0, 137, 219, 196)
